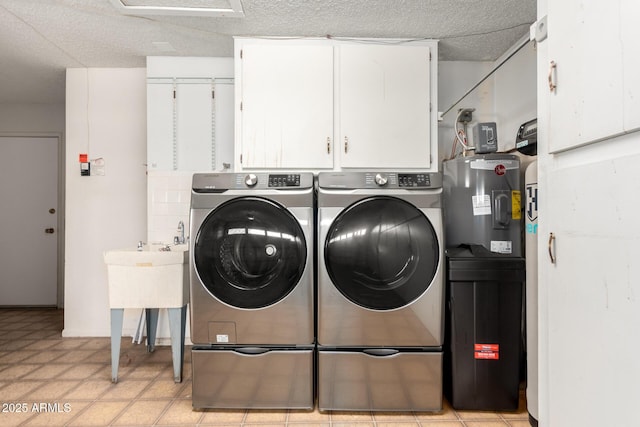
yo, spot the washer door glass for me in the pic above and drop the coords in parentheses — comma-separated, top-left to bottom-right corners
(324, 196, 439, 310)
(195, 197, 307, 309)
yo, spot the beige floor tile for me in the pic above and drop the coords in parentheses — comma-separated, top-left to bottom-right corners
(52, 339, 90, 350)
(0, 364, 41, 380)
(20, 350, 65, 364)
(55, 363, 104, 380)
(0, 340, 32, 351)
(67, 400, 130, 426)
(244, 409, 288, 423)
(0, 404, 35, 426)
(418, 422, 464, 427)
(140, 378, 186, 398)
(22, 363, 70, 380)
(199, 408, 247, 424)
(455, 409, 503, 420)
(373, 412, 419, 422)
(0, 350, 38, 363)
(155, 398, 203, 425)
(101, 379, 151, 400)
(287, 409, 331, 423)
(330, 410, 374, 421)
(0, 380, 44, 400)
(62, 379, 114, 400)
(331, 422, 375, 427)
(53, 349, 97, 363)
(21, 340, 61, 351)
(22, 330, 61, 340)
(375, 423, 421, 427)
(112, 399, 171, 425)
(23, 401, 91, 427)
(508, 421, 535, 427)
(26, 380, 80, 401)
(414, 406, 459, 421)
(464, 421, 509, 427)
(122, 363, 167, 379)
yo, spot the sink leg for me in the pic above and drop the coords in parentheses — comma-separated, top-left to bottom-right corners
(110, 308, 124, 383)
(145, 308, 159, 353)
(168, 305, 187, 383)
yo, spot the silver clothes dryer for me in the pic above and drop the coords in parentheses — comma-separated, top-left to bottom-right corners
(189, 172, 314, 410)
(317, 171, 445, 412)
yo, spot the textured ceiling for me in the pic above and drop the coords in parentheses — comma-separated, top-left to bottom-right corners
(0, 0, 536, 104)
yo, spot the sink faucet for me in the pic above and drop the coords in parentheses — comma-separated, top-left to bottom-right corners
(176, 221, 186, 244)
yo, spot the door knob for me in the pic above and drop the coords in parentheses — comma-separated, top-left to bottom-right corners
(45, 228, 55, 234)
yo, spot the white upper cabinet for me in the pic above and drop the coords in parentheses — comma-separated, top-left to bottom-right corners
(235, 38, 438, 171)
(338, 44, 432, 168)
(237, 43, 334, 169)
(547, 0, 640, 152)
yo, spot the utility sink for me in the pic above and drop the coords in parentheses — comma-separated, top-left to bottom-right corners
(104, 243, 190, 383)
(103, 243, 189, 308)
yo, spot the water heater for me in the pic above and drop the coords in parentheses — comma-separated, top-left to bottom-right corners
(443, 154, 522, 256)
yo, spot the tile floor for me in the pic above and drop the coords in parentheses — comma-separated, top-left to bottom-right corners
(0, 308, 531, 426)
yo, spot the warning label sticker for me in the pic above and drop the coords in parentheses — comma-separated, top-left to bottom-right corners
(472, 194, 491, 216)
(512, 190, 522, 219)
(474, 344, 500, 360)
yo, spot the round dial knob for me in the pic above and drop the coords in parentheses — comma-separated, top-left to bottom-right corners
(244, 173, 258, 187)
(374, 173, 388, 186)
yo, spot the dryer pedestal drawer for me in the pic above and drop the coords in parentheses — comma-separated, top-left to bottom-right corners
(192, 347, 314, 410)
(318, 349, 443, 412)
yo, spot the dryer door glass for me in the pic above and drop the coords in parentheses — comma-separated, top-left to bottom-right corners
(194, 197, 307, 309)
(324, 196, 439, 310)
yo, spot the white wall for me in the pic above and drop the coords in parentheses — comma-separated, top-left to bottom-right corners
(0, 104, 65, 133)
(64, 68, 147, 337)
(438, 39, 537, 162)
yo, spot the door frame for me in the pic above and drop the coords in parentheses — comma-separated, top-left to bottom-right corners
(0, 132, 64, 308)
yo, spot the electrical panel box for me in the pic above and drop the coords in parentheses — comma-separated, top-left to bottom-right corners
(473, 122, 498, 154)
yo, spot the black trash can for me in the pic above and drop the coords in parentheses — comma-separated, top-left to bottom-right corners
(444, 245, 525, 411)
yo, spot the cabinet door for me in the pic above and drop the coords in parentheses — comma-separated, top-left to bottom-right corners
(547, 0, 640, 152)
(339, 44, 431, 168)
(147, 80, 175, 170)
(239, 44, 334, 169)
(176, 79, 214, 170)
(539, 1, 640, 425)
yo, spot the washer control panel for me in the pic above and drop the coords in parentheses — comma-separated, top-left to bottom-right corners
(318, 172, 442, 190)
(268, 174, 301, 187)
(192, 173, 313, 192)
(398, 173, 431, 187)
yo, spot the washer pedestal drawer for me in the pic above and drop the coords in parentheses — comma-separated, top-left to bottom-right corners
(318, 348, 443, 412)
(192, 347, 314, 410)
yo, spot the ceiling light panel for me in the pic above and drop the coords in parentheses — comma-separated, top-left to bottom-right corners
(110, 0, 244, 17)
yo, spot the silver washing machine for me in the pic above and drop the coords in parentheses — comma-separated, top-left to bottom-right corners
(317, 171, 445, 412)
(189, 172, 314, 410)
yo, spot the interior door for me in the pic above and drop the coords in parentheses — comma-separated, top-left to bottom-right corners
(0, 136, 58, 306)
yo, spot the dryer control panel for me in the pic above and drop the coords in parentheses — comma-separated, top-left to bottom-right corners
(318, 172, 442, 190)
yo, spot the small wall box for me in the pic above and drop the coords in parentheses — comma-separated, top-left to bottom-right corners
(473, 122, 498, 154)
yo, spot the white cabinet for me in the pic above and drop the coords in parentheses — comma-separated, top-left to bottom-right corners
(237, 43, 334, 169)
(547, 0, 640, 152)
(537, 1, 640, 425)
(235, 38, 437, 171)
(338, 44, 432, 168)
(147, 78, 234, 171)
